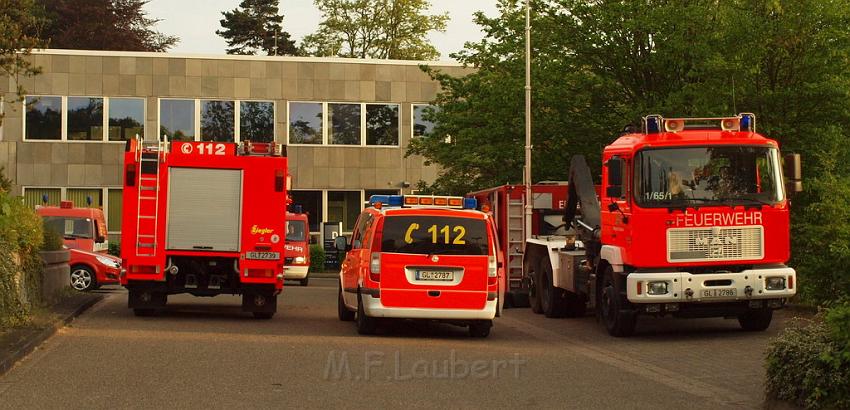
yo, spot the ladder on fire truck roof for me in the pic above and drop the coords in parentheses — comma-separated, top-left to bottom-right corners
(507, 196, 525, 286)
(133, 136, 169, 257)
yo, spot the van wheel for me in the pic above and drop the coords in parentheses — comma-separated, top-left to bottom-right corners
(738, 308, 772, 331)
(299, 277, 309, 287)
(70, 265, 97, 292)
(599, 267, 637, 337)
(468, 320, 492, 338)
(338, 282, 355, 321)
(541, 261, 568, 318)
(527, 260, 543, 314)
(356, 292, 377, 335)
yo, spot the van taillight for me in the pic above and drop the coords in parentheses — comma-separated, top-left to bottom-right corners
(126, 164, 136, 187)
(488, 255, 497, 278)
(369, 253, 381, 282)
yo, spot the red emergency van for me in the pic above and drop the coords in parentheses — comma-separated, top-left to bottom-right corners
(37, 200, 109, 254)
(336, 195, 505, 337)
(284, 211, 311, 286)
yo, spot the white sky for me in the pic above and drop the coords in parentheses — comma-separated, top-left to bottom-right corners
(144, 0, 500, 60)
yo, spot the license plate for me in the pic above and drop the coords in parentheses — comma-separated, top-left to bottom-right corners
(702, 288, 737, 298)
(245, 251, 280, 260)
(416, 271, 454, 281)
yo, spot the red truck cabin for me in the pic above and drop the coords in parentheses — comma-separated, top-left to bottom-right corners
(120, 140, 288, 318)
(284, 211, 311, 286)
(337, 195, 503, 337)
(37, 201, 109, 253)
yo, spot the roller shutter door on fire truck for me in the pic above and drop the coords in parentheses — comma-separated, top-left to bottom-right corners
(166, 168, 243, 252)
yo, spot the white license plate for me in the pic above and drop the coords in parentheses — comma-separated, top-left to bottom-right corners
(245, 251, 280, 260)
(702, 288, 737, 298)
(416, 271, 454, 281)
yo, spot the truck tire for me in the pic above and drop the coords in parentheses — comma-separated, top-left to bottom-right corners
(738, 308, 772, 331)
(338, 282, 355, 321)
(468, 320, 492, 338)
(540, 260, 568, 318)
(599, 267, 637, 337)
(527, 259, 543, 314)
(299, 276, 309, 287)
(243, 291, 276, 318)
(356, 292, 377, 335)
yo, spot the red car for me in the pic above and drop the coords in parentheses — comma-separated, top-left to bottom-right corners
(68, 248, 122, 292)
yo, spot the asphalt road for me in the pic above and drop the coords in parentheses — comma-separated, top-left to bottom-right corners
(0, 278, 791, 409)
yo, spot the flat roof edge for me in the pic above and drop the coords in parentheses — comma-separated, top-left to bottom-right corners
(29, 48, 466, 67)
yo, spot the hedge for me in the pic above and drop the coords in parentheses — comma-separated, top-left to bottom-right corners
(766, 303, 850, 409)
(0, 187, 45, 329)
(309, 244, 325, 273)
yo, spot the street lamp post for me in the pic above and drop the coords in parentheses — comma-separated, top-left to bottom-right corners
(524, 0, 533, 245)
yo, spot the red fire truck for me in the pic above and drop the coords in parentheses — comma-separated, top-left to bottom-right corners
(494, 114, 802, 336)
(284, 211, 311, 286)
(120, 139, 288, 318)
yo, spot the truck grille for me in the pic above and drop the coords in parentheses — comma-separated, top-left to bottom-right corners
(667, 226, 763, 262)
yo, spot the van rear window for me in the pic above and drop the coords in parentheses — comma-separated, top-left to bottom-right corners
(380, 216, 489, 255)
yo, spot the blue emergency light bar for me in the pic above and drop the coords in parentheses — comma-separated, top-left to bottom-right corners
(368, 195, 477, 210)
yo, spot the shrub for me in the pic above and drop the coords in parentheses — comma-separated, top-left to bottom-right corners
(0, 188, 44, 328)
(41, 224, 64, 251)
(309, 244, 325, 273)
(108, 242, 121, 257)
(766, 305, 850, 409)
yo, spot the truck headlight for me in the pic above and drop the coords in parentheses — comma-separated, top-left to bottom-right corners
(647, 281, 669, 295)
(765, 277, 786, 290)
(294, 256, 306, 264)
(96, 255, 120, 269)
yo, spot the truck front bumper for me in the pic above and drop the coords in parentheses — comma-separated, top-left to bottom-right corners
(626, 266, 796, 304)
(362, 294, 497, 320)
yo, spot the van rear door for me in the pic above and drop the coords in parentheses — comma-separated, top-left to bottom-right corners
(377, 214, 490, 310)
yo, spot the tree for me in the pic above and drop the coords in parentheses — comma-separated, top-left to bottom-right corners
(34, 0, 177, 52)
(0, 0, 43, 126)
(301, 0, 448, 60)
(216, 0, 297, 56)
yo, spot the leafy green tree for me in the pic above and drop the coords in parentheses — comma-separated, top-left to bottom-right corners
(0, 0, 43, 126)
(34, 0, 178, 51)
(301, 0, 448, 60)
(216, 0, 297, 56)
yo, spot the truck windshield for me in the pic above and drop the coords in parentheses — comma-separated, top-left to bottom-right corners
(380, 216, 489, 256)
(634, 146, 784, 208)
(285, 220, 307, 242)
(42, 216, 94, 239)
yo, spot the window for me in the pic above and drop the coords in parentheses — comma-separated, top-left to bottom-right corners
(201, 100, 235, 142)
(366, 104, 399, 146)
(66, 97, 104, 141)
(380, 216, 489, 255)
(25, 96, 62, 140)
(413, 104, 438, 137)
(288, 102, 323, 144)
(109, 98, 144, 141)
(329, 103, 361, 145)
(107, 189, 123, 233)
(240, 101, 274, 143)
(285, 220, 307, 242)
(328, 191, 361, 231)
(66, 188, 103, 208)
(291, 190, 323, 232)
(23, 188, 60, 207)
(160, 99, 195, 141)
(43, 216, 95, 239)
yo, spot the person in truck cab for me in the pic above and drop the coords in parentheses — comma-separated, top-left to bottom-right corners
(336, 195, 505, 338)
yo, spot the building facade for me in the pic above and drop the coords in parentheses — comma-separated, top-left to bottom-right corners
(0, 50, 467, 240)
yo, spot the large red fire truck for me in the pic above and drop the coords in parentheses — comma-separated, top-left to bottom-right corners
(120, 139, 288, 318)
(484, 114, 802, 336)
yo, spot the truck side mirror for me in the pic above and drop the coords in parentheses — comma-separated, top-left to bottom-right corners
(783, 153, 802, 194)
(334, 236, 349, 252)
(606, 156, 624, 198)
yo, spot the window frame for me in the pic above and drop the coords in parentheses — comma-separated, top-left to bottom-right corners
(411, 103, 438, 139)
(107, 97, 146, 142)
(159, 98, 276, 144)
(23, 95, 145, 143)
(286, 101, 401, 148)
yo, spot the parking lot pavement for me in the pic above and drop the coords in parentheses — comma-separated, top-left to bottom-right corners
(0, 278, 791, 409)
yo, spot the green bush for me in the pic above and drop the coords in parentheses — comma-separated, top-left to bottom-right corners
(766, 304, 850, 409)
(309, 244, 325, 273)
(41, 224, 64, 251)
(0, 187, 44, 329)
(108, 242, 121, 257)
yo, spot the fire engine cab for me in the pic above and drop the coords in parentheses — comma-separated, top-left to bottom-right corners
(284, 210, 311, 286)
(120, 138, 288, 318)
(336, 195, 505, 337)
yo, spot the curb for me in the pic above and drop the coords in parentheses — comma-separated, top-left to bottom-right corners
(0, 294, 103, 377)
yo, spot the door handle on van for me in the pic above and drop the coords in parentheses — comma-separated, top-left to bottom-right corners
(428, 290, 441, 297)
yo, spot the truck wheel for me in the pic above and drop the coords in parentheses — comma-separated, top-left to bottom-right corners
(526, 260, 543, 314)
(599, 267, 637, 337)
(338, 282, 355, 321)
(738, 308, 772, 331)
(541, 261, 568, 318)
(468, 320, 492, 338)
(70, 265, 97, 292)
(356, 292, 377, 335)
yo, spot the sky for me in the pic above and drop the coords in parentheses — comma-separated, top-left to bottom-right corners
(143, 1, 500, 61)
